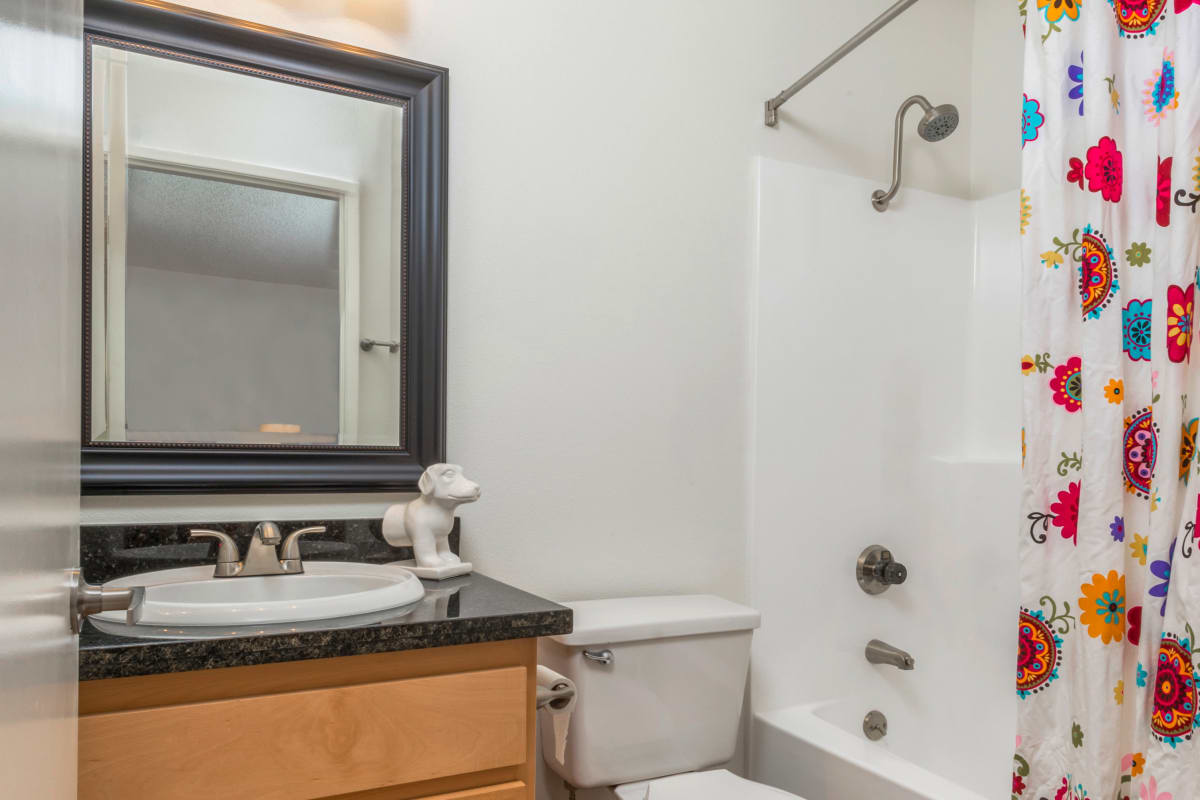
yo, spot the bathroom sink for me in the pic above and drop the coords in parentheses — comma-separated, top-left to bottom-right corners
(89, 561, 424, 638)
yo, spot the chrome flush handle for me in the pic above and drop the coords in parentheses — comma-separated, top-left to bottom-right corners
(583, 648, 614, 665)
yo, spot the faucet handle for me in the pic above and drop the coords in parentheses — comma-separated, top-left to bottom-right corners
(279, 526, 325, 570)
(189, 529, 241, 577)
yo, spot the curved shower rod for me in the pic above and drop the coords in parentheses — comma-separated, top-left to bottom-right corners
(763, 0, 920, 127)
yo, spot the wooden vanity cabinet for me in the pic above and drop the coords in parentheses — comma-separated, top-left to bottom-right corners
(78, 639, 538, 800)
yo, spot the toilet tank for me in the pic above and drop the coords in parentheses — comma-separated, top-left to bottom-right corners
(539, 595, 760, 789)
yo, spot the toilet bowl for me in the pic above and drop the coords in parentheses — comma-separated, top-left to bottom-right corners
(538, 595, 805, 799)
(611, 768, 802, 799)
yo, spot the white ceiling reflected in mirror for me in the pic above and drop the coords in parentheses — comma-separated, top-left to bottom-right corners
(88, 43, 405, 447)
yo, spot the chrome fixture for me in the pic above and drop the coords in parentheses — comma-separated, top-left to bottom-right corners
(870, 95, 960, 212)
(764, 0, 920, 127)
(189, 523, 327, 578)
(537, 677, 577, 711)
(857, 544, 908, 594)
(866, 639, 915, 670)
(863, 710, 888, 741)
(582, 648, 614, 665)
(69, 569, 141, 633)
(360, 337, 401, 353)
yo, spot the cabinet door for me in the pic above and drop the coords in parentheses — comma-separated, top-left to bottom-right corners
(79, 667, 527, 800)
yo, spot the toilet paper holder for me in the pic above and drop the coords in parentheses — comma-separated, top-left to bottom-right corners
(537, 682, 576, 710)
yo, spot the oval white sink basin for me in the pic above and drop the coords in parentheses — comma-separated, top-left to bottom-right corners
(92, 562, 424, 633)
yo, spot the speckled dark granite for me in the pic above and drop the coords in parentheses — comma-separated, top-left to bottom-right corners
(80, 518, 455, 584)
(78, 520, 571, 681)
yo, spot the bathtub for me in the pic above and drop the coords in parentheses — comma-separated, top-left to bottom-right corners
(750, 702, 991, 800)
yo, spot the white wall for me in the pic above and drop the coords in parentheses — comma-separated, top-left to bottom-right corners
(79, 3, 1018, 798)
(85, 0, 978, 600)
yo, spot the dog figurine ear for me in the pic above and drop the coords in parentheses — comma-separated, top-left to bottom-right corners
(418, 465, 438, 496)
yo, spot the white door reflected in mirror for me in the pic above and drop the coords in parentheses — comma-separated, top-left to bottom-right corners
(88, 43, 405, 447)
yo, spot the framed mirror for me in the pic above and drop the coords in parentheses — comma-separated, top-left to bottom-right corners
(82, 0, 447, 494)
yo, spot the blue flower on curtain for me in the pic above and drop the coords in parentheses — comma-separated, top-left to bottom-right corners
(1149, 545, 1174, 616)
(1022, 94, 1045, 147)
(1122, 299, 1153, 360)
(1068, 52, 1084, 116)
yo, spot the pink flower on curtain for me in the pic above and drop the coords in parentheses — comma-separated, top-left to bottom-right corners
(1166, 284, 1194, 362)
(1139, 775, 1173, 800)
(1050, 356, 1084, 411)
(1085, 136, 1123, 201)
(1157, 157, 1173, 227)
(1051, 482, 1081, 544)
(1068, 157, 1085, 189)
(1177, 0, 1199, 13)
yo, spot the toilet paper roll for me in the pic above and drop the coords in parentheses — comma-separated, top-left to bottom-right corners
(381, 502, 409, 546)
(536, 665, 576, 765)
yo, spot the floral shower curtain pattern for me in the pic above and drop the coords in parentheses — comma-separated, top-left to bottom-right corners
(1018, 1, 1200, 799)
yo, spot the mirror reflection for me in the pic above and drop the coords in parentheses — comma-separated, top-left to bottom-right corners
(88, 43, 406, 447)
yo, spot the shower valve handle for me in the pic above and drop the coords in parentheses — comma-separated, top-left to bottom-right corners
(857, 545, 908, 594)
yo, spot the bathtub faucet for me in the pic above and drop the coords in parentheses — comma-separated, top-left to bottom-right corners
(865, 639, 915, 670)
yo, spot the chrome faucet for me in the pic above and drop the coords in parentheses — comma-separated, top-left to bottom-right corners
(865, 639, 915, 670)
(189, 523, 325, 578)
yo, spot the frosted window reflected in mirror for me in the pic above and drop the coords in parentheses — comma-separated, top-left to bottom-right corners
(88, 44, 405, 447)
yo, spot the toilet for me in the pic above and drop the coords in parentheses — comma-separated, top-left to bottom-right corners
(539, 595, 805, 799)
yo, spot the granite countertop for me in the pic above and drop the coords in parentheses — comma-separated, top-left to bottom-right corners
(77, 519, 572, 681)
(80, 572, 572, 680)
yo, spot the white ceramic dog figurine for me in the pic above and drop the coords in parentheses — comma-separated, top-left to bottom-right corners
(382, 464, 481, 579)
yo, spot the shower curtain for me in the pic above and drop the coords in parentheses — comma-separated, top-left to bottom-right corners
(1018, 2, 1200, 799)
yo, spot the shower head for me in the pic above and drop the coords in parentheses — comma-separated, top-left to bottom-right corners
(917, 103, 960, 142)
(871, 95, 959, 211)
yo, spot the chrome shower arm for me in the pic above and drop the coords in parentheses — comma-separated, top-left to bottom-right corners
(763, 0, 920, 127)
(871, 95, 932, 212)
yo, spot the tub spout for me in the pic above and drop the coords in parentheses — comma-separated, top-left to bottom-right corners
(865, 639, 914, 670)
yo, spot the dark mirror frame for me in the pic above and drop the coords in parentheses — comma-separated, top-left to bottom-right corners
(81, 0, 447, 494)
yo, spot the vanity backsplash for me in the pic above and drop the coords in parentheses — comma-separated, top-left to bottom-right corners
(81, 518, 460, 584)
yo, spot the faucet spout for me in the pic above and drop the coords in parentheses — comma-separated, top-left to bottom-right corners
(865, 639, 915, 670)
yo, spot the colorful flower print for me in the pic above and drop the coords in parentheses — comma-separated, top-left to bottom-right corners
(1145, 50, 1180, 124)
(1051, 357, 1083, 411)
(1123, 407, 1159, 498)
(1022, 355, 1037, 375)
(1080, 226, 1119, 319)
(1111, 0, 1169, 37)
(1166, 283, 1194, 362)
(1123, 752, 1144, 778)
(1111, 516, 1126, 542)
(1149, 547, 1173, 616)
(1139, 662, 1150, 687)
(1150, 632, 1197, 747)
(1071, 721, 1084, 747)
(1179, 0, 1200, 12)
(1125, 241, 1152, 265)
(1051, 482, 1081, 544)
(1042, 250, 1065, 269)
(1129, 605, 1143, 645)
(1067, 157, 1085, 189)
(1123, 299, 1153, 360)
(1132, 533, 1150, 565)
(1013, 771, 1026, 797)
(1020, 189, 1032, 235)
(1115, 679, 1125, 704)
(1022, 94, 1045, 148)
(1105, 378, 1125, 404)
(1056, 775, 1089, 800)
(1140, 777, 1173, 800)
(1157, 156, 1173, 227)
(1181, 418, 1198, 482)
(1079, 570, 1127, 644)
(1040, 0, 1082, 21)
(1084, 137, 1124, 202)
(1068, 53, 1084, 115)
(1017, 607, 1064, 697)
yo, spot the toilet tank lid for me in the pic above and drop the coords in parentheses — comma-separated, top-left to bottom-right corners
(548, 594, 761, 647)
